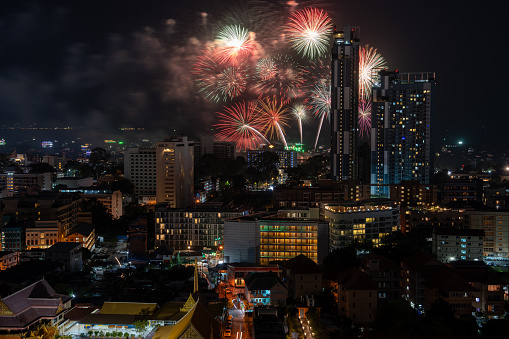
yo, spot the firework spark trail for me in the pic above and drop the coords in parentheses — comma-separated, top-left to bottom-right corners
(303, 58, 331, 91)
(307, 81, 331, 150)
(359, 45, 387, 99)
(214, 101, 268, 151)
(358, 98, 372, 138)
(216, 24, 253, 65)
(291, 103, 307, 144)
(257, 96, 291, 147)
(285, 7, 333, 59)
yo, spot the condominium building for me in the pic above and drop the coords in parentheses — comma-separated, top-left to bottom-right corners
(371, 71, 436, 196)
(155, 204, 246, 250)
(468, 210, 509, 263)
(324, 200, 400, 250)
(0, 193, 83, 237)
(124, 147, 157, 202)
(224, 210, 328, 265)
(0, 170, 52, 193)
(330, 26, 360, 181)
(124, 136, 194, 207)
(432, 228, 484, 263)
(155, 136, 194, 208)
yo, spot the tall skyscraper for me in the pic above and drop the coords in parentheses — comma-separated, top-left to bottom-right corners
(371, 71, 436, 196)
(331, 26, 360, 181)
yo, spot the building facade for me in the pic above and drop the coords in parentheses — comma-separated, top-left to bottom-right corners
(371, 71, 436, 196)
(331, 26, 360, 181)
(155, 136, 194, 207)
(155, 204, 246, 250)
(432, 228, 484, 263)
(324, 200, 400, 250)
(124, 147, 157, 202)
(223, 211, 329, 265)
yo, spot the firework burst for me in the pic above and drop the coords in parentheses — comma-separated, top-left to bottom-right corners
(285, 7, 333, 59)
(358, 99, 372, 139)
(257, 96, 291, 147)
(359, 45, 387, 99)
(217, 66, 248, 100)
(214, 101, 268, 151)
(291, 103, 308, 144)
(216, 25, 253, 64)
(254, 55, 305, 99)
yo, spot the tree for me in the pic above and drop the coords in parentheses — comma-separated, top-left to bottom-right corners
(111, 179, 134, 194)
(133, 320, 148, 338)
(29, 162, 55, 174)
(301, 155, 330, 182)
(246, 151, 279, 189)
(89, 147, 110, 166)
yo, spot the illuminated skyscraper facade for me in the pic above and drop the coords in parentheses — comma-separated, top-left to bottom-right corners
(331, 26, 360, 181)
(371, 71, 435, 196)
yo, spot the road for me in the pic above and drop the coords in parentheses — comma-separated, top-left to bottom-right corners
(300, 316, 314, 339)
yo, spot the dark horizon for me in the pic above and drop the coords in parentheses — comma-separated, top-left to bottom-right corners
(0, 0, 505, 149)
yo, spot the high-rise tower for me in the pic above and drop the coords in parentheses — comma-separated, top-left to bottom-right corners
(331, 26, 360, 181)
(371, 70, 435, 196)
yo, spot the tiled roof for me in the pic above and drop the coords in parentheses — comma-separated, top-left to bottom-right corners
(99, 302, 158, 315)
(285, 254, 321, 274)
(364, 253, 400, 271)
(245, 272, 286, 291)
(0, 279, 71, 330)
(337, 268, 378, 290)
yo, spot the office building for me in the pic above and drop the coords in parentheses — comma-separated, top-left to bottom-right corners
(371, 71, 436, 196)
(331, 26, 360, 181)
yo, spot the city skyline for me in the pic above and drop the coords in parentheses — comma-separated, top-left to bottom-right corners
(0, 0, 505, 149)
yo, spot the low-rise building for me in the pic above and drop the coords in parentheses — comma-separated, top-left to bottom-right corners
(244, 272, 287, 307)
(64, 222, 96, 251)
(432, 228, 484, 263)
(45, 242, 83, 272)
(0, 251, 19, 270)
(337, 268, 378, 324)
(361, 253, 401, 303)
(284, 254, 322, 300)
(449, 261, 505, 320)
(226, 263, 279, 295)
(0, 279, 72, 334)
(423, 269, 476, 319)
(25, 221, 61, 250)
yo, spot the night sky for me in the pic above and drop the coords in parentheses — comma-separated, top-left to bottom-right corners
(0, 0, 505, 148)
